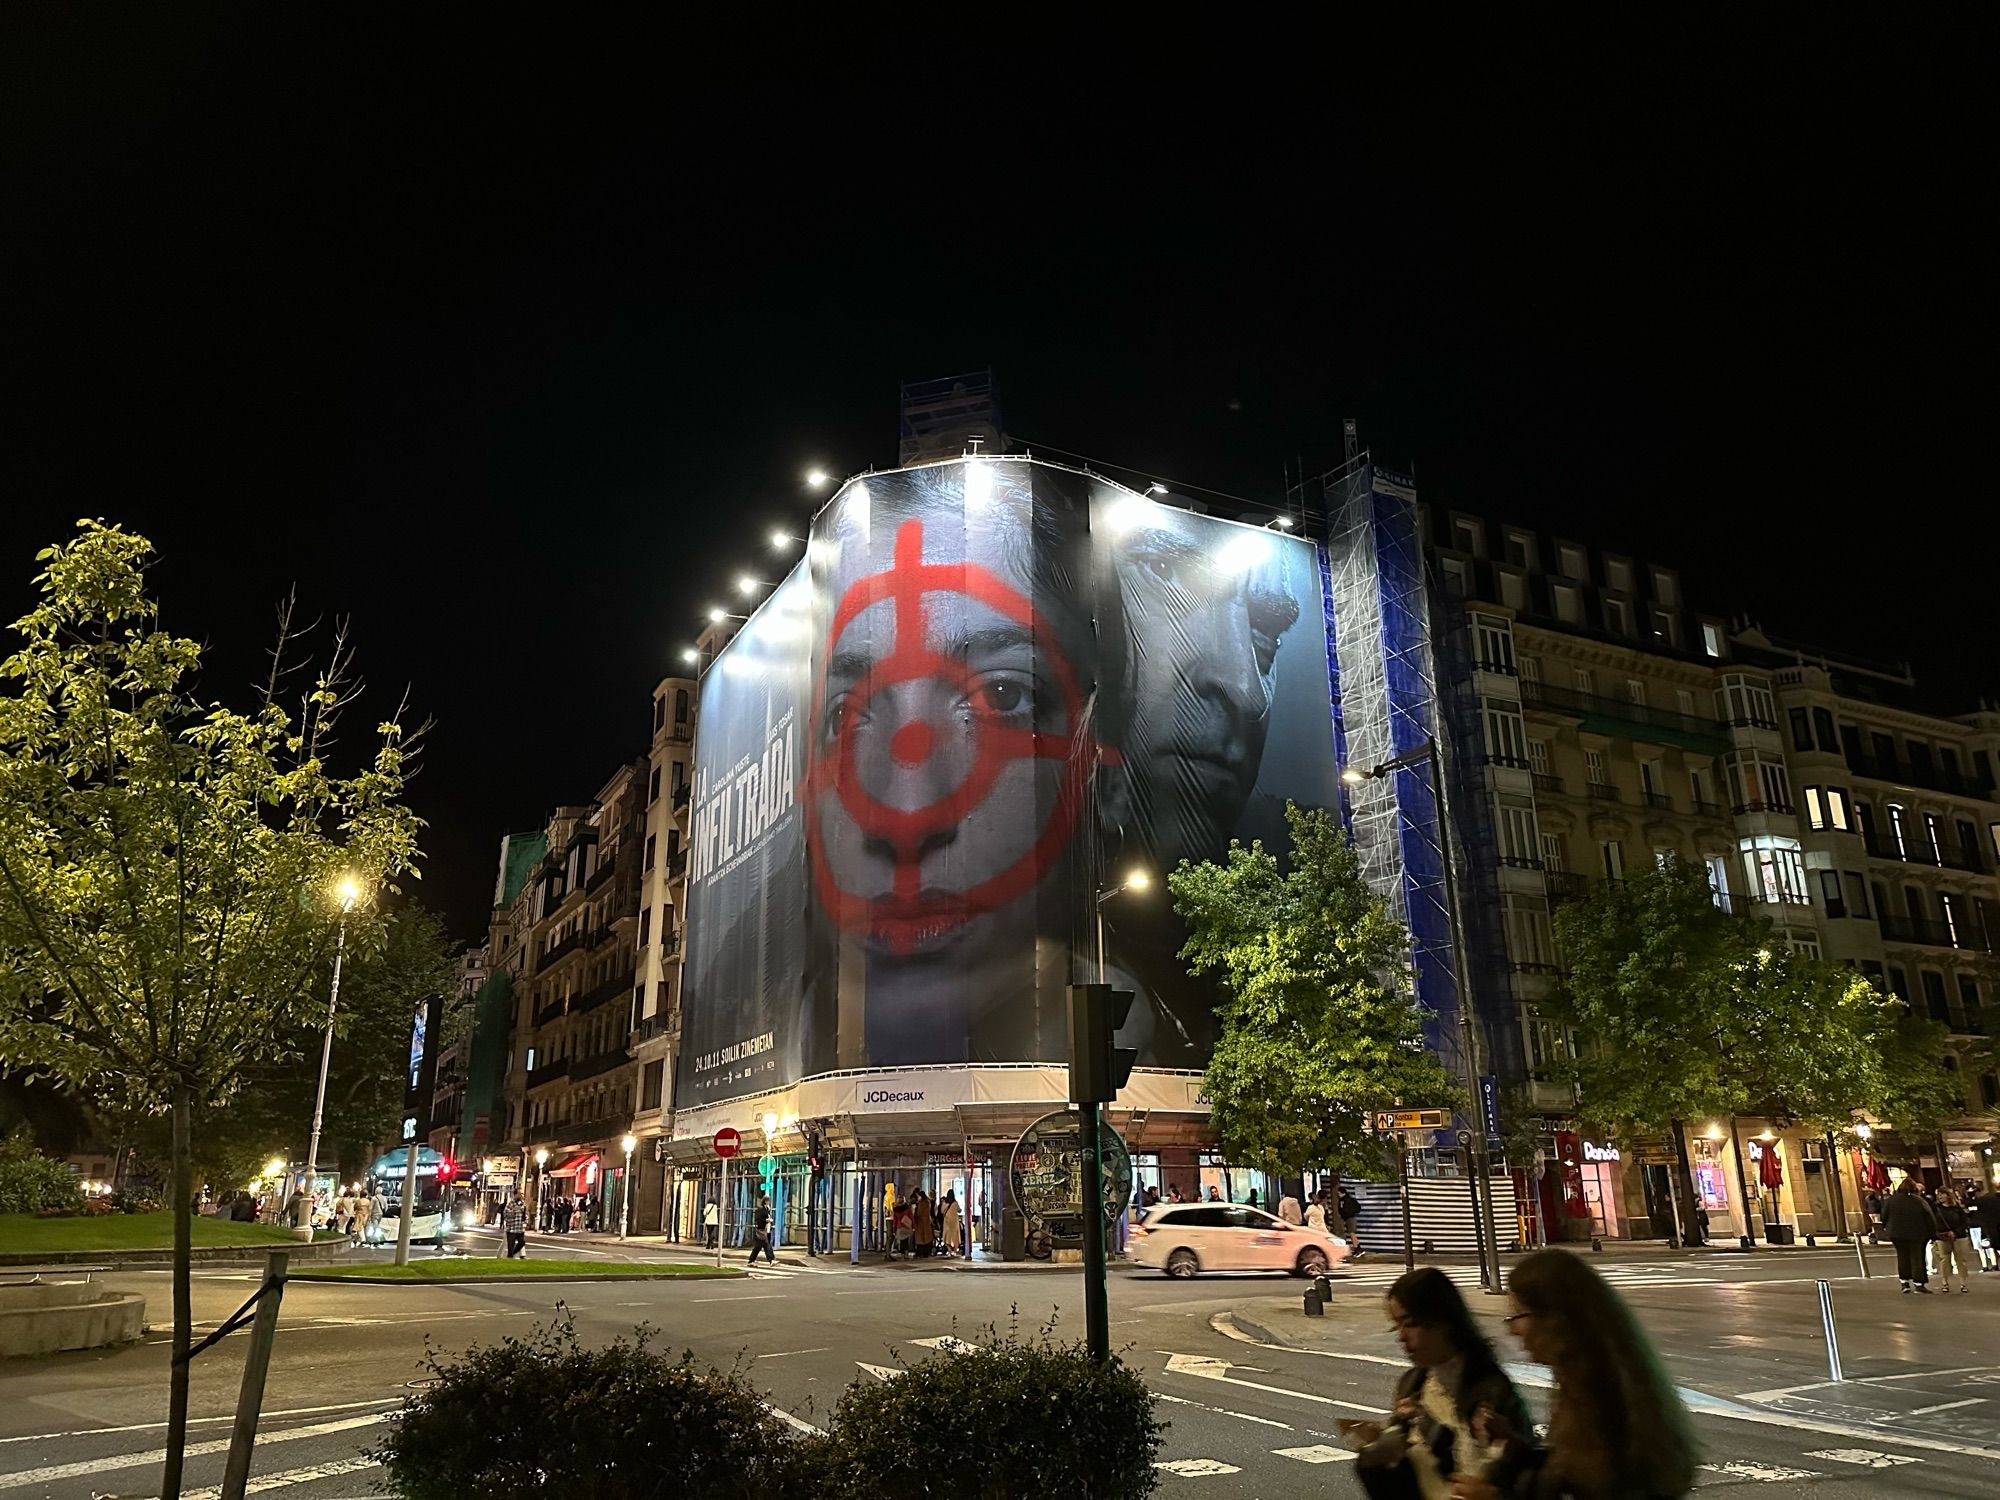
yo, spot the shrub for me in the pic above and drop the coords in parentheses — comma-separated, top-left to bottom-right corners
(372, 1314, 794, 1500)
(801, 1326, 1164, 1499)
(0, 1133, 84, 1216)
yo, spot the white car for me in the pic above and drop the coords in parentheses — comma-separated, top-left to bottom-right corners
(1131, 1203, 1351, 1279)
(364, 1200, 450, 1247)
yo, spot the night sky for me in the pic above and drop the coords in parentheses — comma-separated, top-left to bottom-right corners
(5, 19, 1992, 941)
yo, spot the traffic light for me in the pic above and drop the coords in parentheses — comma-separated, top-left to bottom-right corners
(1067, 983, 1138, 1104)
(437, 1157, 455, 1181)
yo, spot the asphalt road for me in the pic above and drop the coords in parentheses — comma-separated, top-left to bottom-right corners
(3, 1234, 1996, 1497)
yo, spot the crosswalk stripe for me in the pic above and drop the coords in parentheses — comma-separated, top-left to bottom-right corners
(0, 1414, 381, 1490)
(179, 1456, 380, 1498)
(1274, 1444, 1355, 1464)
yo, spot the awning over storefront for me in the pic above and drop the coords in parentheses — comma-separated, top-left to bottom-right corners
(547, 1152, 598, 1178)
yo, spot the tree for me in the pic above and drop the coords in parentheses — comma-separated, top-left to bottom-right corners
(0, 523, 422, 1498)
(1169, 803, 1457, 1181)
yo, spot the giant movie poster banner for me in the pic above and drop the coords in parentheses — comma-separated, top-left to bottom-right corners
(676, 457, 1337, 1110)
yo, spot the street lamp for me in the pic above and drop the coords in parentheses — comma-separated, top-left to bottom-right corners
(620, 1134, 638, 1239)
(1093, 867, 1152, 982)
(533, 1146, 549, 1231)
(299, 872, 364, 1239)
(681, 647, 699, 665)
(737, 575, 763, 597)
(806, 469, 831, 489)
(770, 529, 800, 550)
(1342, 738, 1502, 1294)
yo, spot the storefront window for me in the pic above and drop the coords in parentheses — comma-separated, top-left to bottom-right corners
(1690, 1137, 1731, 1211)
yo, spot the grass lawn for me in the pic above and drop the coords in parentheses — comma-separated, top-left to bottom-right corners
(0, 1211, 335, 1254)
(301, 1257, 743, 1282)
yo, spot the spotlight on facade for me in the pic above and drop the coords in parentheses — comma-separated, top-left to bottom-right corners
(1274, 515, 1296, 529)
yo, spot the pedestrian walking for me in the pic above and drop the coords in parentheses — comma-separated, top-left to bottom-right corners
(703, 1198, 720, 1249)
(941, 1190, 963, 1255)
(1278, 1191, 1303, 1226)
(1339, 1184, 1365, 1255)
(502, 1195, 528, 1259)
(1341, 1267, 1529, 1498)
(351, 1191, 373, 1244)
(1305, 1195, 1328, 1232)
(748, 1193, 775, 1265)
(1972, 1182, 2000, 1272)
(1934, 1189, 1976, 1293)
(1455, 1247, 1698, 1499)
(1882, 1176, 1940, 1292)
(913, 1189, 934, 1258)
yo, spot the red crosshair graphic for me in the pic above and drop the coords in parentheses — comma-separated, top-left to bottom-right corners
(804, 517, 1111, 951)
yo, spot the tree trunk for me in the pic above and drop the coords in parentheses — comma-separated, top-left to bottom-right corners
(163, 1081, 194, 1499)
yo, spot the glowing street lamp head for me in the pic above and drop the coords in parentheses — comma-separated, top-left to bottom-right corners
(806, 468, 831, 488)
(264, 1156, 286, 1179)
(621, 1134, 638, 1156)
(707, 606, 726, 623)
(1274, 514, 1296, 529)
(334, 873, 363, 910)
(1340, 767, 1367, 786)
(1123, 867, 1152, 893)
(770, 529, 795, 550)
(737, 575, 759, 596)
(762, 1110, 780, 1137)
(1148, 482, 1168, 495)
(681, 647, 699, 664)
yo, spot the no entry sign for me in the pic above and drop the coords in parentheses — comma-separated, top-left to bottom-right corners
(712, 1127, 741, 1159)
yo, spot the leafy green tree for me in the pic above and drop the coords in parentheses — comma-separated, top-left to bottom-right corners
(0, 523, 422, 1497)
(1170, 803, 1457, 1181)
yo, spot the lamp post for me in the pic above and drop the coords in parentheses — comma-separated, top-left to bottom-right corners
(1094, 867, 1152, 981)
(533, 1147, 549, 1231)
(299, 873, 364, 1240)
(1343, 738, 1502, 1293)
(620, 1134, 638, 1239)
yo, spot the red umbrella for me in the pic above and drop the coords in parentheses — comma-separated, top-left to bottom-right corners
(1758, 1142, 1784, 1191)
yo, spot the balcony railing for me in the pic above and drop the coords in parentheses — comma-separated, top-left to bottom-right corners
(1880, 912, 1992, 953)
(1483, 754, 1531, 770)
(667, 849, 688, 879)
(571, 1048, 630, 1084)
(536, 928, 587, 974)
(1520, 680, 1728, 744)
(1544, 870, 1590, 903)
(1846, 753, 1995, 801)
(1531, 772, 1564, 797)
(1862, 832, 1986, 874)
(1497, 855, 1545, 872)
(672, 782, 691, 810)
(574, 969, 636, 1016)
(534, 996, 566, 1027)
(1586, 781, 1622, 803)
(631, 1012, 673, 1045)
(1642, 792, 1675, 812)
(1732, 798, 1795, 816)
(526, 1058, 571, 1090)
(1474, 658, 1518, 677)
(1690, 798, 1725, 818)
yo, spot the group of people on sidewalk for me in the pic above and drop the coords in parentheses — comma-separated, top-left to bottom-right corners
(1875, 1175, 2000, 1293)
(883, 1184, 962, 1259)
(1349, 1254, 1696, 1499)
(328, 1186, 385, 1240)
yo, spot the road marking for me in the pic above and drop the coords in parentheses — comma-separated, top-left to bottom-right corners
(1804, 1449, 1922, 1468)
(1906, 1398, 1982, 1415)
(1274, 1444, 1355, 1464)
(1155, 1458, 1241, 1476)
(1700, 1460, 1820, 1482)
(909, 1335, 980, 1354)
(856, 1361, 903, 1382)
(765, 1405, 823, 1435)
(1159, 1352, 1385, 1414)
(1739, 1366, 2000, 1401)
(756, 1347, 831, 1359)
(0, 1399, 397, 1447)
(0, 1413, 381, 1490)
(1153, 1393, 1292, 1430)
(178, 1456, 380, 1497)
(690, 1293, 785, 1302)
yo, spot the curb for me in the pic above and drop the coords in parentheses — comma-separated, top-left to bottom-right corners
(289, 1268, 751, 1286)
(0, 1242, 354, 1269)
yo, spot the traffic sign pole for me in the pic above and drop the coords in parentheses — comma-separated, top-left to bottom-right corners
(711, 1128, 741, 1269)
(1080, 1100, 1109, 1365)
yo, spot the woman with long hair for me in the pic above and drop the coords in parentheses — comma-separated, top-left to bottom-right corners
(1343, 1268, 1530, 1499)
(1452, 1248, 1698, 1499)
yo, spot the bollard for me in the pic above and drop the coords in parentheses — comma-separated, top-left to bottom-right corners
(1815, 1278, 1843, 1382)
(1805, 1232, 1817, 1247)
(1590, 1236, 1603, 1253)
(1313, 1273, 1332, 1304)
(1851, 1232, 1870, 1278)
(1303, 1287, 1325, 1316)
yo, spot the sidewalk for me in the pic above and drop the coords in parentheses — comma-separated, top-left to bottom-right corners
(479, 1224, 1112, 1272)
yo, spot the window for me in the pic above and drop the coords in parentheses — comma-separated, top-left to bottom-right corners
(1701, 622, 1723, 658)
(1704, 854, 1729, 908)
(1482, 701, 1529, 765)
(1962, 976, 1984, 1023)
(1519, 655, 1541, 686)
(1653, 847, 1675, 871)
(1819, 870, 1847, 919)
(1719, 676, 1777, 729)
(1908, 742, 1935, 779)
(1499, 572, 1526, 611)
(1991, 822, 2000, 863)
(1940, 892, 1964, 947)
(652, 697, 666, 732)
(1599, 839, 1625, 880)
(1572, 667, 1595, 695)
(1453, 518, 1481, 554)
(648, 765, 662, 803)
(1739, 835, 1808, 905)
(638, 907, 652, 947)
(1605, 559, 1632, 592)
(1495, 800, 1540, 866)
(1552, 582, 1581, 624)
(1955, 819, 1980, 869)
(1474, 617, 1516, 674)
(1441, 557, 1469, 596)
(1871, 730, 1897, 766)
(673, 689, 691, 726)
(1650, 609, 1679, 647)
(1603, 597, 1630, 635)
(1812, 708, 1836, 748)
(1524, 1011, 1574, 1078)
(1585, 748, 1608, 786)
(1557, 543, 1586, 578)
(641, 1060, 664, 1111)
(1887, 804, 1910, 859)
(1505, 531, 1533, 568)
(1676, 688, 1696, 717)
(1653, 569, 1680, 605)
(1804, 785, 1851, 832)
(1844, 872, 1870, 918)
(1503, 895, 1557, 968)
(1625, 679, 1646, 707)
(1942, 746, 1962, 782)
(1982, 1074, 2000, 1111)
(1787, 933, 1822, 961)
(1923, 813, 1945, 865)
(1528, 739, 1552, 776)
(1789, 709, 1813, 752)
(1540, 832, 1566, 872)
(644, 833, 657, 870)
(1921, 970, 1950, 1025)
(1640, 760, 1662, 799)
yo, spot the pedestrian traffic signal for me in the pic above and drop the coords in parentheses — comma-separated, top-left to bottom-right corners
(1067, 984, 1138, 1104)
(437, 1157, 455, 1180)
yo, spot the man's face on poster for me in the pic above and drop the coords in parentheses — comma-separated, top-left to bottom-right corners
(808, 468, 1085, 978)
(1105, 500, 1302, 868)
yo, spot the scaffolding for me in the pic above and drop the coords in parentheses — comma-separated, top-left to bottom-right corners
(898, 370, 1001, 466)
